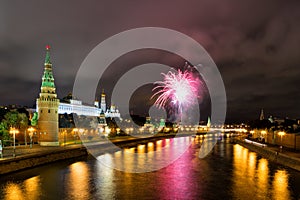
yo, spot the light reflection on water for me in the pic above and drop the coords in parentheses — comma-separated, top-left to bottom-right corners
(3, 176, 41, 200)
(257, 158, 269, 197)
(273, 170, 290, 200)
(96, 137, 193, 173)
(66, 162, 91, 200)
(233, 144, 292, 200)
(4, 183, 24, 200)
(94, 153, 115, 199)
(0, 137, 299, 199)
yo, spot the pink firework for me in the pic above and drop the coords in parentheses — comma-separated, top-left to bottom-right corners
(152, 68, 200, 110)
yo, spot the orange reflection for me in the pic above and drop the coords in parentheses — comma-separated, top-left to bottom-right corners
(114, 150, 122, 157)
(123, 148, 135, 172)
(24, 176, 41, 200)
(233, 144, 292, 200)
(137, 144, 145, 153)
(137, 144, 146, 168)
(233, 144, 247, 199)
(273, 170, 291, 200)
(233, 144, 256, 199)
(257, 158, 269, 198)
(165, 139, 170, 146)
(4, 183, 24, 200)
(67, 162, 91, 200)
(146, 142, 155, 165)
(147, 142, 154, 152)
(247, 152, 256, 179)
(124, 147, 135, 154)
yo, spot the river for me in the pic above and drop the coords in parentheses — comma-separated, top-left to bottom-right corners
(1, 136, 300, 200)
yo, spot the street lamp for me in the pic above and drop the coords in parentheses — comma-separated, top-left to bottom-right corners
(9, 127, 19, 157)
(105, 127, 111, 137)
(278, 131, 286, 152)
(72, 128, 78, 144)
(79, 128, 84, 141)
(261, 130, 267, 143)
(27, 127, 35, 148)
(63, 130, 67, 147)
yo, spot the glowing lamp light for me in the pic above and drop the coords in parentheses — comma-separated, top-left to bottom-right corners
(261, 130, 267, 134)
(9, 128, 19, 157)
(278, 131, 286, 151)
(27, 127, 35, 134)
(99, 127, 104, 133)
(105, 128, 111, 134)
(278, 131, 285, 137)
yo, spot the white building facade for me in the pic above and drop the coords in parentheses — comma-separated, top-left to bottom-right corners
(58, 99, 121, 118)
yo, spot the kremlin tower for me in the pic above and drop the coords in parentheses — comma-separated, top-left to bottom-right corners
(100, 89, 106, 113)
(36, 45, 60, 146)
(259, 109, 265, 120)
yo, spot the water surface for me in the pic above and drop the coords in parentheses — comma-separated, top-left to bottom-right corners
(1, 136, 300, 199)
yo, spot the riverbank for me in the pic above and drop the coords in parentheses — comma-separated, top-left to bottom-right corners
(235, 139, 300, 171)
(0, 146, 87, 175)
(0, 133, 193, 175)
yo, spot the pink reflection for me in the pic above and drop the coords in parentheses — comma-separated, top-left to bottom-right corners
(155, 138, 199, 199)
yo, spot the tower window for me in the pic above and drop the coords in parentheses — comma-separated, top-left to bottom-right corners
(48, 109, 50, 113)
(41, 109, 43, 113)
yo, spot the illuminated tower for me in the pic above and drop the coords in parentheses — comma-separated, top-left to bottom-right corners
(100, 89, 106, 113)
(110, 103, 116, 112)
(36, 45, 60, 146)
(207, 117, 211, 130)
(94, 98, 99, 108)
(259, 109, 264, 120)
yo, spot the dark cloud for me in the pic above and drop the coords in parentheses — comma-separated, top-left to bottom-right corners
(0, 0, 299, 122)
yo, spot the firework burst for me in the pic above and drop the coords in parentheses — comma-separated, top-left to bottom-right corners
(152, 67, 201, 112)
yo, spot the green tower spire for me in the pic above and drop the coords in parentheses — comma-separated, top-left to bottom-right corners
(39, 45, 57, 99)
(44, 45, 51, 65)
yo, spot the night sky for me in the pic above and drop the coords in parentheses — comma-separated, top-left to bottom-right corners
(1, 0, 300, 122)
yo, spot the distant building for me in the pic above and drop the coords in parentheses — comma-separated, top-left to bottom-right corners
(58, 95, 120, 118)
